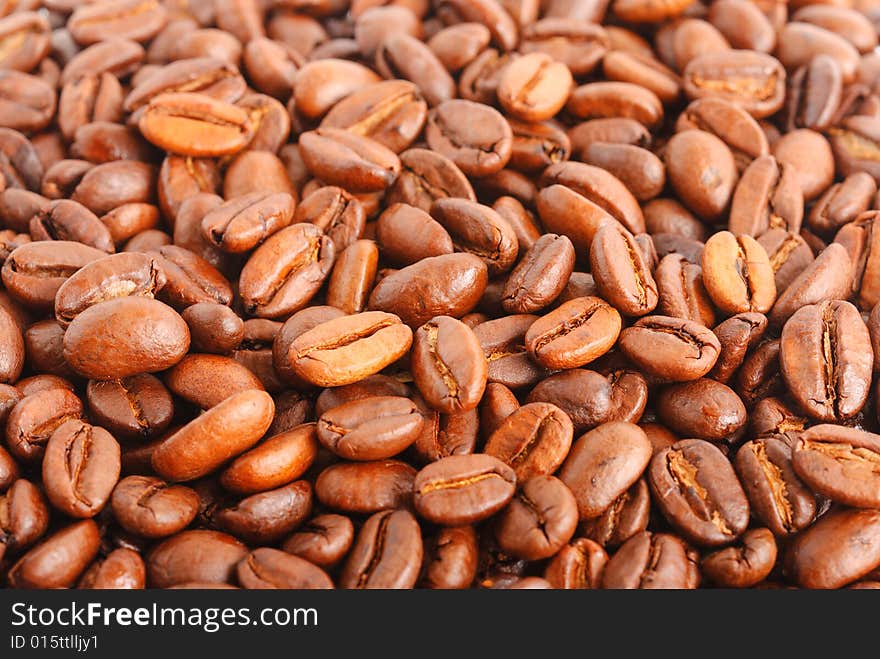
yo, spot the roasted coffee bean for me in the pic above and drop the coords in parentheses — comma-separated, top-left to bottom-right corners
(709, 313, 767, 384)
(211, 480, 313, 544)
(369, 253, 488, 328)
(494, 476, 578, 561)
(0, 479, 49, 560)
(701, 231, 775, 314)
(425, 100, 512, 178)
(682, 50, 786, 119)
(525, 296, 620, 370)
(413, 454, 516, 525)
(601, 531, 700, 589)
(656, 379, 747, 442)
(316, 459, 416, 514)
(299, 128, 401, 193)
(484, 402, 573, 480)
(285, 311, 412, 387)
(785, 508, 880, 589)
(411, 316, 487, 414)
(618, 315, 720, 382)
(780, 300, 873, 422)
(543, 537, 608, 589)
(146, 530, 247, 587)
(42, 420, 120, 519)
(151, 389, 274, 482)
(650, 439, 750, 547)
(655, 254, 715, 328)
(757, 229, 814, 295)
(8, 520, 101, 589)
(502, 234, 574, 314)
(665, 130, 738, 222)
(6, 387, 84, 463)
(792, 425, 880, 508)
(317, 397, 422, 461)
(676, 98, 768, 172)
(729, 155, 803, 236)
(769, 242, 852, 327)
(558, 422, 651, 521)
(701, 528, 777, 588)
(282, 514, 354, 569)
(237, 547, 333, 589)
(111, 476, 200, 539)
(590, 224, 658, 317)
(339, 509, 422, 589)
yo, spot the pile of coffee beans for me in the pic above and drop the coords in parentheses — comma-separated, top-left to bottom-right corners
(2, 0, 880, 590)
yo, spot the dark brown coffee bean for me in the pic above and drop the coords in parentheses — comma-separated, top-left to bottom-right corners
(780, 300, 873, 421)
(649, 439, 750, 546)
(6, 387, 84, 463)
(238, 223, 335, 319)
(683, 50, 786, 119)
(619, 315, 721, 382)
(729, 155, 803, 236)
(425, 99, 512, 178)
(212, 480, 313, 544)
(494, 475, 578, 560)
(316, 459, 416, 514)
(0, 479, 49, 561)
(792, 425, 880, 508)
(42, 419, 119, 519)
(558, 422, 651, 521)
(601, 531, 700, 589)
(701, 527, 777, 588)
(785, 508, 880, 589)
(237, 547, 332, 589)
(8, 520, 101, 589)
(282, 514, 354, 569)
(339, 509, 423, 589)
(590, 224, 659, 317)
(411, 316, 487, 414)
(413, 454, 516, 525)
(484, 402, 573, 481)
(111, 475, 200, 539)
(757, 229, 814, 295)
(147, 530, 247, 587)
(655, 254, 715, 328)
(387, 147, 475, 212)
(709, 312, 767, 384)
(299, 128, 401, 193)
(422, 525, 478, 590)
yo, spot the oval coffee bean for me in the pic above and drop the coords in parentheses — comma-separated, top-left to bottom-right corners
(413, 454, 516, 526)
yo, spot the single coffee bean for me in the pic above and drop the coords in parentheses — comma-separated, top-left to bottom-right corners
(649, 439, 750, 547)
(411, 316, 487, 414)
(701, 231, 776, 314)
(779, 300, 873, 421)
(618, 315, 721, 382)
(792, 425, 880, 508)
(139, 92, 252, 157)
(63, 297, 189, 380)
(42, 419, 120, 519)
(682, 50, 786, 119)
(502, 234, 575, 314)
(221, 423, 318, 495)
(601, 531, 700, 589)
(282, 514, 355, 569)
(421, 525, 479, 590)
(709, 313, 768, 384)
(316, 459, 416, 514)
(413, 454, 516, 526)
(590, 224, 659, 317)
(543, 537, 608, 589)
(769, 242, 852, 327)
(339, 509, 423, 589)
(526, 369, 613, 433)
(6, 387, 84, 463)
(558, 422, 651, 521)
(237, 547, 333, 589)
(785, 508, 880, 589)
(151, 389, 274, 482)
(701, 528, 777, 588)
(656, 379, 747, 442)
(299, 128, 401, 193)
(111, 475, 200, 539)
(0, 479, 49, 561)
(494, 475, 578, 560)
(368, 253, 488, 328)
(655, 254, 715, 328)
(317, 396, 422, 461)
(147, 530, 247, 587)
(484, 402, 574, 481)
(676, 97, 768, 172)
(7, 520, 101, 589)
(211, 480, 313, 544)
(525, 296, 621, 370)
(286, 311, 412, 387)
(729, 155, 803, 236)
(425, 99, 512, 178)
